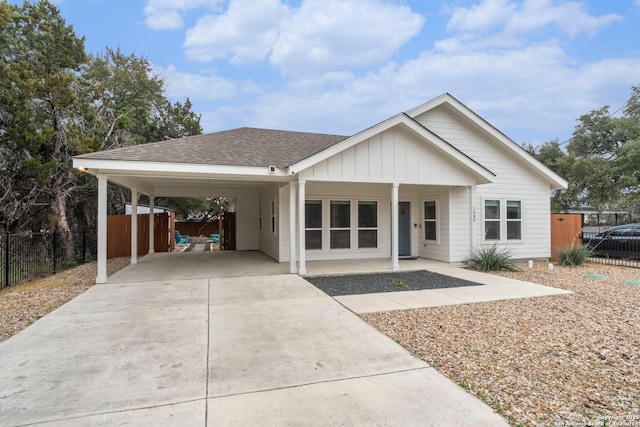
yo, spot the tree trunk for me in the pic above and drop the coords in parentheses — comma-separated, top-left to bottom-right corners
(51, 191, 74, 260)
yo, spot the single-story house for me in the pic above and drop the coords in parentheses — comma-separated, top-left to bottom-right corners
(73, 93, 567, 283)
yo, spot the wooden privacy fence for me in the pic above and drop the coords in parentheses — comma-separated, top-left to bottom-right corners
(107, 213, 174, 258)
(174, 221, 220, 237)
(550, 213, 583, 262)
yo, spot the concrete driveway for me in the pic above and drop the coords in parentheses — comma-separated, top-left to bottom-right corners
(0, 257, 508, 426)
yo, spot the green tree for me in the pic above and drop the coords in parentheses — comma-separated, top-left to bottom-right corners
(0, 0, 90, 238)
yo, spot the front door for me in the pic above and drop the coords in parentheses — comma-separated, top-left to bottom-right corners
(398, 202, 411, 256)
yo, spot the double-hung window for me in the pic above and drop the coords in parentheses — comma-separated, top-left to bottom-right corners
(484, 200, 501, 240)
(484, 199, 522, 241)
(424, 200, 437, 241)
(358, 201, 378, 248)
(330, 200, 351, 249)
(305, 200, 322, 250)
(506, 201, 522, 240)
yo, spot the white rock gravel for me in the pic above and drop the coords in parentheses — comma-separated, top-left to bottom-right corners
(363, 263, 640, 426)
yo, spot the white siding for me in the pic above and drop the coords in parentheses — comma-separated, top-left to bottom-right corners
(415, 107, 552, 259)
(232, 188, 260, 251)
(299, 127, 476, 186)
(258, 184, 280, 260)
(416, 186, 455, 262)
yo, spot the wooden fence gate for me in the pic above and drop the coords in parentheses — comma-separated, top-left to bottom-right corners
(107, 213, 172, 258)
(550, 213, 583, 262)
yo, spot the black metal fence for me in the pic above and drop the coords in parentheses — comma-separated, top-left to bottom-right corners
(582, 231, 640, 268)
(0, 230, 97, 290)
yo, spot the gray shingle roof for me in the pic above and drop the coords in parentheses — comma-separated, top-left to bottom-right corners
(76, 127, 348, 168)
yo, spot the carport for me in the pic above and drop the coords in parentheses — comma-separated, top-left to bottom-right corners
(72, 128, 349, 283)
(73, 160, 294, 283)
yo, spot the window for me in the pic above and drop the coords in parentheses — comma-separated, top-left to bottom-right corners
(484, 200, 501, 240)
(271, 199, 276, 234)
(506, 201, 521, 240)
(424, 200, 437, 241)
(330, 200, 351, 249)
(305, 200, 322, 250)
(484, 199, 522, 241)
(358, 201, 377, 248)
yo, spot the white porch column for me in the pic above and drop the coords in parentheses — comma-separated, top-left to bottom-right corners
(96, 175, 108, 284)
(298, 180, 306, 275)
(130, 188, 138, 264)
(148, 195, 155, 254)
(289, 182, 297, 274)
(469, 185, 476, 252)
(391, 183, 400, 271)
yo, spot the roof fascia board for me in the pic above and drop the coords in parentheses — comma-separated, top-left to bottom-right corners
(407, 93, 568, 190)
(73, 158, 288, 177)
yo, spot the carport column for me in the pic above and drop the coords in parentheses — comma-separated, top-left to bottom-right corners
(131, 188, 138, 264)
(298, 180, 306, 275)
(148, 195, 155, 254)
(289, 182, 297, 274)
(96, 174, 108, 284)
(391, 183, 400, 271)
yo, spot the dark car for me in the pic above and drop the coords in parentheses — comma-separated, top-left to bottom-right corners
(583, 224, 640, 258)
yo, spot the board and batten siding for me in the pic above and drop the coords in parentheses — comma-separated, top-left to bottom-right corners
(415, 107, 553, 259)
(299, 126, 476, 186)
(258, 184, 280, 260)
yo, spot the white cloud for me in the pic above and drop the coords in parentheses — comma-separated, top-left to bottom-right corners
(447, 0, 622, 38)
(270, 0, 425, 75)
(144, 0, 212, 30)
(506, 0, 623, 37)
(446, 0, 516, 33)
(156, 64, 237, 101)
(233, 42, 640, 144)
(183, 0, 424, 74)
(184, 0, 290, 63)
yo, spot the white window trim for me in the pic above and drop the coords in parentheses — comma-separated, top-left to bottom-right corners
(357, 200, 379, 249)
(304, 200, 323, 251)
(305, 198, 381, 252)
(482, 198, 523, 243)
(423, 198, 440, 244)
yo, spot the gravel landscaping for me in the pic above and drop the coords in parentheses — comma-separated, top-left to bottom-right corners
(305, 270, 482, 296)
(363, 263, 640, 426)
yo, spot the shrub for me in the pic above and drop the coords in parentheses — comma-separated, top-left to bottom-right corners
(467, 245, 519, 272)
(558, 244, 592, 266)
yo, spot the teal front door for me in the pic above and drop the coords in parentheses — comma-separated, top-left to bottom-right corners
(399, 202, 411, 256)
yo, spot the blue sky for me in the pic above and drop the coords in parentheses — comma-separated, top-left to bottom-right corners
(20, 0, 640, 144)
